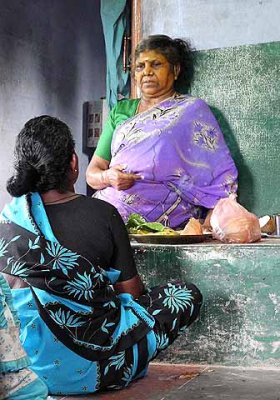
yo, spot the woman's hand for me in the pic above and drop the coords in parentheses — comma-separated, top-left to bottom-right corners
(86, 155, 142, 191)
(104, 165, 142, 191)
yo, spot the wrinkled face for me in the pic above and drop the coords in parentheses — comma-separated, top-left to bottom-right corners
(134, 50, 178, 97)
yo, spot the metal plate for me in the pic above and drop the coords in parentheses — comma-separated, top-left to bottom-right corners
(261, 233, 280, 239)
(129, 234, 212, 245)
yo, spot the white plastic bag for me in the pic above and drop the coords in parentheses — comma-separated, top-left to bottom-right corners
(210, 194, 261, 243)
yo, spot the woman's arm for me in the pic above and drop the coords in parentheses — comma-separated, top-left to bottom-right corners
(114, 274, 145, 299)
(109, 208, 145, 298)
(86, 155, 110, 190)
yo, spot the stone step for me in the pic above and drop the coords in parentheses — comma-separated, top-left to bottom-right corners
(132, 238, 280, 367)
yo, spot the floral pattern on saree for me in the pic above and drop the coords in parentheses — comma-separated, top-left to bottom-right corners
(94, 94, 238, 228)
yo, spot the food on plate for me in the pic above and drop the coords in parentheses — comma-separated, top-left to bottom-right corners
(180, 218, 203, 235)
(126, 213, 179, 235)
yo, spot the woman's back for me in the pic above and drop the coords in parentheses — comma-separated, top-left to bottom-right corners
(44, 195, 135, 276)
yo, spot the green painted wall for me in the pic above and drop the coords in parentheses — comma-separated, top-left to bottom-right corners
(189, 41, 280, 216)
(133, 240, 280, 367)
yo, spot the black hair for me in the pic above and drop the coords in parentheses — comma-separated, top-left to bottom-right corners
(134, 34, 196, 92)
(6, 115, 75, 197)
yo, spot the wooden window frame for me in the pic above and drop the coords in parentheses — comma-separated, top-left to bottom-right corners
(130, 0, 142, 98)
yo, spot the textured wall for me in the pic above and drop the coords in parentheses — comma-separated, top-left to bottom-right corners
(190, 42, 280, 216)
(0, 0, 106, 209)
(133, 240, 280, 367)
(142, 0, 280, 50)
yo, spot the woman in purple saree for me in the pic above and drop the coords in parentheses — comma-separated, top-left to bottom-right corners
(87, 35, 238, 228)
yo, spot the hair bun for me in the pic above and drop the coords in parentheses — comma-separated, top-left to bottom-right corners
(6, 162, 39, 197)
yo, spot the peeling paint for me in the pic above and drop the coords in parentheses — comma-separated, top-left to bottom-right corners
(269, 293, 280, 315)
(271, 341, 280, 354)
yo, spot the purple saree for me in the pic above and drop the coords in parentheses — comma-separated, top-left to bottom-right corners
(94, 94, 238, 228)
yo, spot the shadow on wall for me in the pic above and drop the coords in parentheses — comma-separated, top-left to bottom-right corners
(210, 106, 255, 211)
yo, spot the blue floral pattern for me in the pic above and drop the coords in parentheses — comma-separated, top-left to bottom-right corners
(163, 283, 194, 313)
(64, 272, 95, 300)
(0, 193, 202, 394)
(48, 309, 86, 328)
(46, 242, 79, 275)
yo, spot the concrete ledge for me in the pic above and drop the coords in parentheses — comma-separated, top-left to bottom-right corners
(132, 238, 280, 367)
(50, 364, 280, 399)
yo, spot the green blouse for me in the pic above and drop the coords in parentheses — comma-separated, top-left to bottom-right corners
(94, 98, 140, 161)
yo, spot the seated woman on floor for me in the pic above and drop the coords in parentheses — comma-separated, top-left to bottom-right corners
(0, 115, 202, 396)
(86, 35, 238, 229)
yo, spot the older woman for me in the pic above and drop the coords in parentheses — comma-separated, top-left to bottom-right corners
(86, 35, 238, 228)
(0, 115, 202, 395)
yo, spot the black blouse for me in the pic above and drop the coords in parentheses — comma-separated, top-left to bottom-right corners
(45, 195, 137, 282)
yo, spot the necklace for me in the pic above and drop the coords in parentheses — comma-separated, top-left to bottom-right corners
(44, 193, 79, 205)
